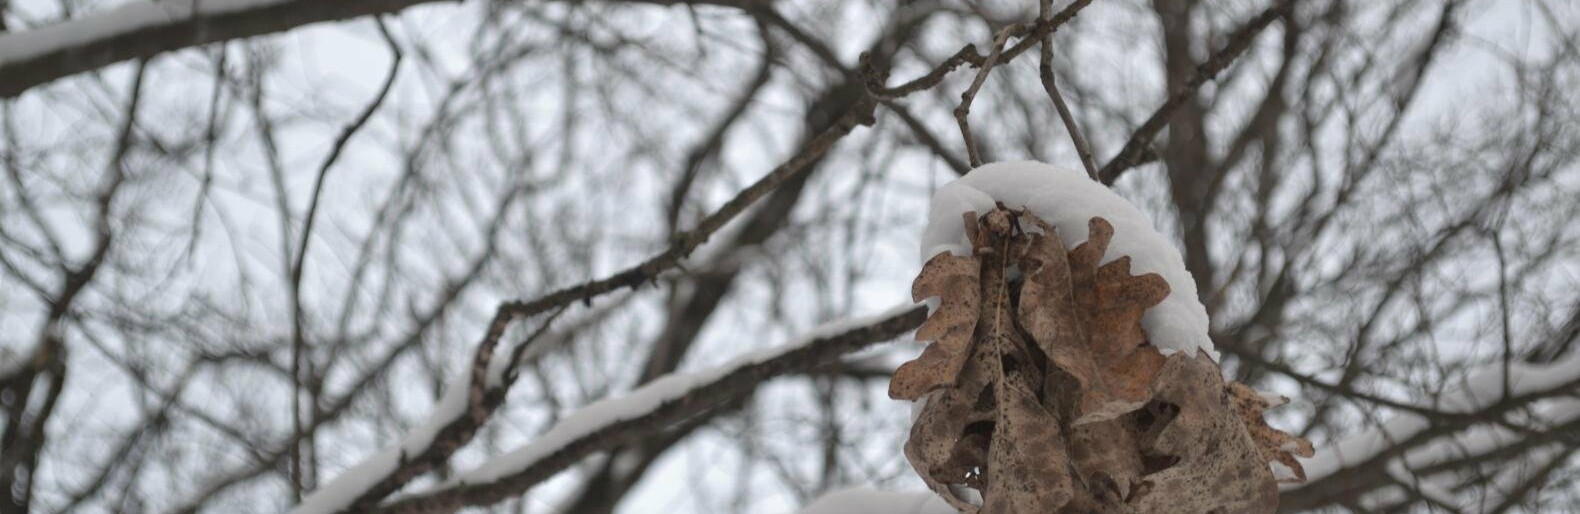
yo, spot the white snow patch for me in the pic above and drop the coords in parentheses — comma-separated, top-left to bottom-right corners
(921, 161, 1217, 360)
(797, 487, 956, 514)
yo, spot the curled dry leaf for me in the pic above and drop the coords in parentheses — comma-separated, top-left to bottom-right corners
(1122, 353, 1281, 513)
(1229, 382, 1316, 483)
(891, 213, 984, 401)
(899, 207, 1308, 513)
(1018, 216, 1169, 424)
(905, 207, 1078, 513)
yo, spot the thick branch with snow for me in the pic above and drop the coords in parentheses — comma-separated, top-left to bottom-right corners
(0, 0, 449, 98)
(292, 305, 923, 514)
(1280, 349, 1580, 512)
(0, 0, 773, 98)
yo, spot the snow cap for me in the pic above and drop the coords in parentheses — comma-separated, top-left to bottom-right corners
(920, 161, 1218, 360)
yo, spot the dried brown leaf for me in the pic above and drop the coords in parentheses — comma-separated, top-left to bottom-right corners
(891, 213, 984, 400)
(1229, 382, 1316, 483)
(906, 370, 995, 513)
(901, 207, 1299, 514)
(1125, 353, 1281, 513)
(908, 377, 1086, 514)
(906, 208, 1086, 513)
(1019, 216, 1169, 424)
(980, 383, 1076, 513)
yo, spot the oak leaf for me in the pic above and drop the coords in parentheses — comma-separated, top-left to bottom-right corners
(1122, 353, 1282, 513)
(1229, 382, 1317, 483)
(1017, 216, 1169, 424)
(905, 208, 1079, 513)
(890, 213, 984, 400)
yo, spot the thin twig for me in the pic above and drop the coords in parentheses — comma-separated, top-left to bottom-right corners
(184, 45, 228, 264)
(955, 24, 1019, 168)
(292, 17, 403, 281)
(668, 19, 774, 232)
(287, 17, 404, 380)
(880, 99, 971, 175)
(1038, 0, 1098, 180)
(243, 45, 308, 500)
(286, 17, 401, 493)
(863, 0, 1091, 99)
(493, 98, 876, 323)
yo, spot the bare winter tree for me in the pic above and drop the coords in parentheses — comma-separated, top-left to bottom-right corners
(0, 0, 1576, 512)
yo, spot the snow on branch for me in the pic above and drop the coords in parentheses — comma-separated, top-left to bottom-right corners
(0, 0, 441, 98)
(1294, 351, 1580, 482)
(1281, 349, 1580, 511)
(364, 304, 925, 514)
(0, 0, 790, 98)
(289, 308, 563, 514)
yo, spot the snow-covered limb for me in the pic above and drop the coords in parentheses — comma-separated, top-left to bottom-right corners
(1293, 351, 1580, 482)
(290, 308, 561, 514)
(1281, 349, 1580, 511)
(289, 379, 469, 514)
(362, 304, 925, 513)
(1327, 430, 1577, 513)
(0, 0, 448, 98)
(0, 0, 793, 98)
(1472, 442, 1575, 512)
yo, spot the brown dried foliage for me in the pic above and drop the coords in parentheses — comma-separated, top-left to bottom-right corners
(891, 213, 984, 400)
(1229, 383, 1318, 484)
(897, 207, 1310, 513)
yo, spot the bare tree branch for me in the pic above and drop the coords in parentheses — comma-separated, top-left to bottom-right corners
(1098, 0, 1293, 184)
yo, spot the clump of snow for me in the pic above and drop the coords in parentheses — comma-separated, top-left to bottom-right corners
(921, 161, 1217, 360)
(797, 487, 956, 514)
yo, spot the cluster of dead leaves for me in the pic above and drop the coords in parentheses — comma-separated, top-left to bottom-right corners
(894, 206, 1313, 514)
